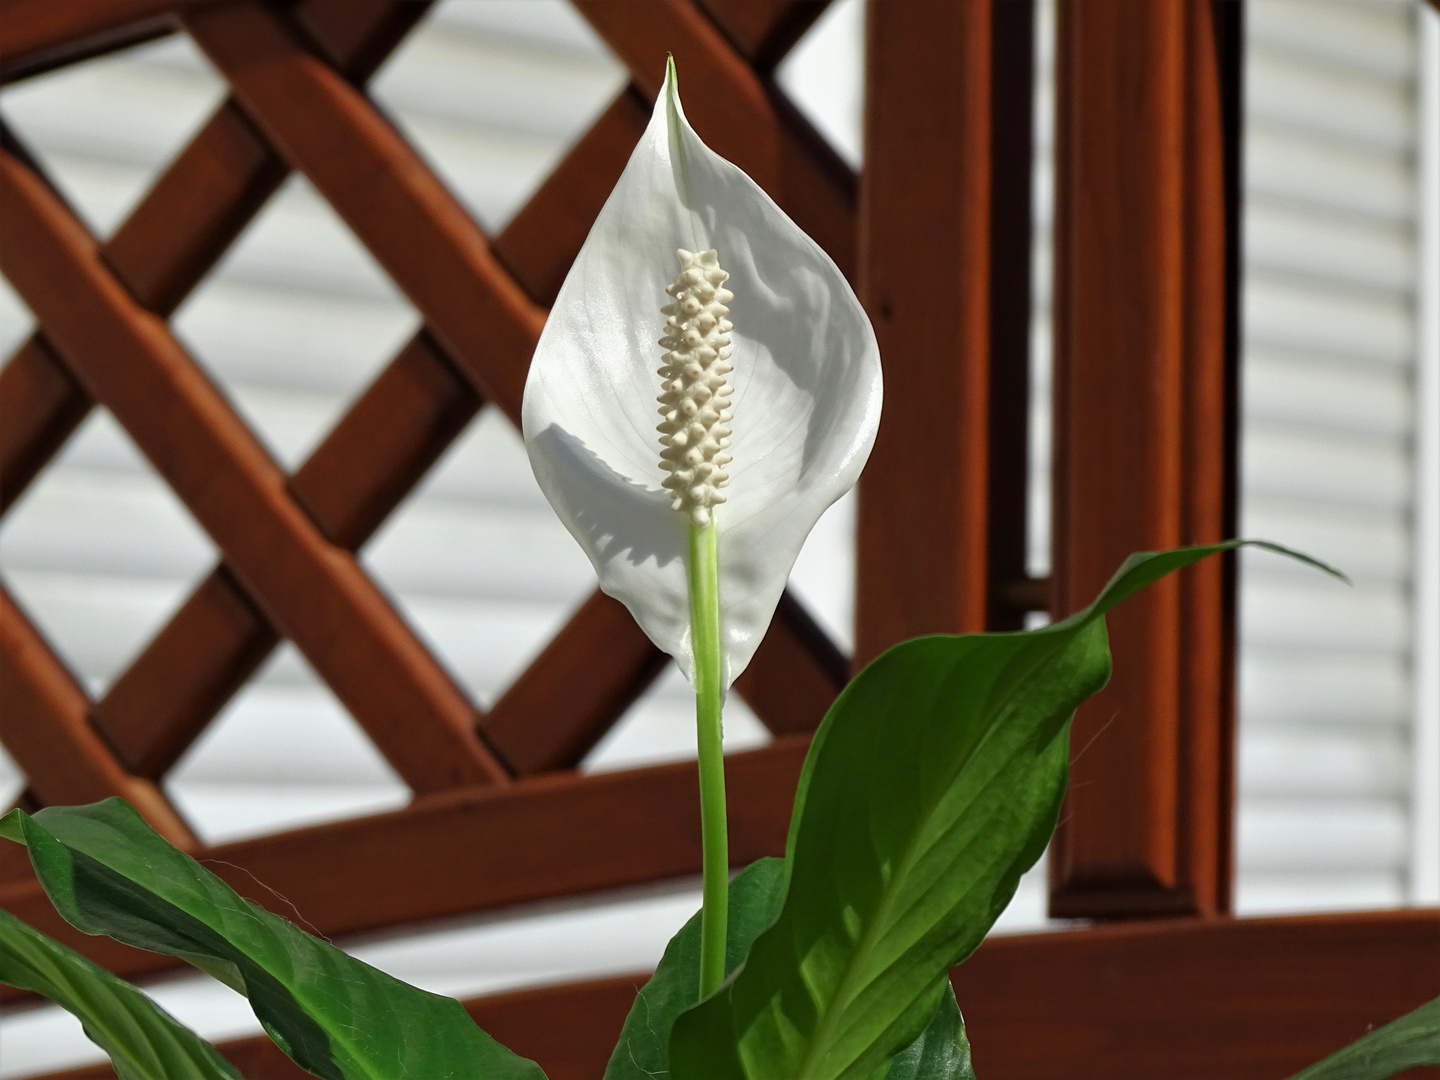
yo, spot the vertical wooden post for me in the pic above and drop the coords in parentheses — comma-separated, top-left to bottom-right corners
(1048, 0, 1240, 919)
(860, 0, 1036, 660)
(986, 0, 1037, 632)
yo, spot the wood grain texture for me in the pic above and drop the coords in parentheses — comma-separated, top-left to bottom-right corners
(0, 337, 89, 516)
(0, 0, 217, 83)
(493, 88, 651, 308)
(0, 132, 508, 794)
(183, 2, 545, 426)
(288, 330, 481, 550)
(954, 908, 1440, 1080)
(0, 585, 196, 847)
(696, 0, 829, 70)
(290, 0, 433, 85)
(102, 100, 287, 317)
(733, 589, 848, 736)
(1048, 0, 1239, 919)
(856, 0, 995, 663)
(90, 567, 277, 779)
(483, 591, 668, 775)
(0, 738, 809, 996)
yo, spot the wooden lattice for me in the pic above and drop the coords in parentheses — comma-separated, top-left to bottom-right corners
(0, 0, 851, 995)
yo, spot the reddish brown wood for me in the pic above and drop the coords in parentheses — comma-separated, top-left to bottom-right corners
(103, 100, 287, 316)
(0, 0, 428, 517)
(494, 0, 848, 306)
(92, 333, 489, 782)
(697, 0, 829, 70)
(484, 591, 667, 775)
(0, 337, 89, 515)
(0, 0, 215, 83)
(985, 0, 1039, 631)
(0, 135, 508, 794)
(465, 975, 642, 1080)
(0, 738, 808, 993)
(90, 567, 276, 779)
(856, 1, 995, 664)
(289, 330, 481, 550)
(92, 335, 480, 780)
(493, 88, 652, 307)
(290, 0, 433, 85)
(572, 0, 856, 280)
(183, 2, 545, 426)
(0, 586, 196, 847)
(954, 908, 1440, 1080)
(733, 590, 847, 736)
(1048, 0, 1238, 919)
(90, 339, 482, 782)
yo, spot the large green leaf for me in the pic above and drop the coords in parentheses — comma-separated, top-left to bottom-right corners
(0, 905, 240, 1080)
(1287, 995, 1440, 1079)
(606, 858, 973, 1080)
(671, 541, 1340, 1080)
(0, 800, 546, 1080)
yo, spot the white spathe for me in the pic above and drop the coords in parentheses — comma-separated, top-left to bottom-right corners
(521, 60, 882, 688)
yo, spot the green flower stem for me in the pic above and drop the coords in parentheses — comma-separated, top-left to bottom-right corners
(689, 518, 727, 997)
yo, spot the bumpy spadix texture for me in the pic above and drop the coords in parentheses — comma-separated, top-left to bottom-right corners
(522, 60, 882, 687)
(658, 249, 735, 527)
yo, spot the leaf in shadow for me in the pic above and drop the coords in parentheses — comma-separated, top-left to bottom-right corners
(0, 905, 241, 1080)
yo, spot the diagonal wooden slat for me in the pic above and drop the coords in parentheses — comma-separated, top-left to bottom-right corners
(492, 87, 652, 308)
(93, 565, 275, 779)
(176, 0, 852, 761)
(0, 585, 196, 847)
(0, 337, 88, 516)
(101, 99, 288, 316)
(288, 331, 481, 551)
(733, 589, 848, 735)
(698, 0, 831, 71)
(183, 1, 546, 425)
(483, 591, 669, 775)
(0, 129, 509, 794)
(2, 0, 846, 902)
(572, 0, 856, 279)
(93, 327, 481, 782)
(0, 0, 428, 519)
(0, 0, 225, 84)
(0, 0, 450, 785)
(0, 737, 810, 998)
(493, 0, 842, 307)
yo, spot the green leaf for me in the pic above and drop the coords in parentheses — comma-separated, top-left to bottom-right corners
(883, 983, 974, 1080)
(1286, 995, 1440, 1080)
(0, 905, 241, 1080)
(607, 859, 974, 1080)
(671, 540, 1339, 1080)
(604, 858, 788, 1080)
(0, 800, 546, 1080)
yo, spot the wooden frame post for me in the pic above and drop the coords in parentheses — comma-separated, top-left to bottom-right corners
(1048, 0, 1241, 919)
(858, 0, 1037, 658)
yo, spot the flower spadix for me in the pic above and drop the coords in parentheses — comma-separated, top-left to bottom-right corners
(658, 248, 735, 527)
(521, 59, 882, 687)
